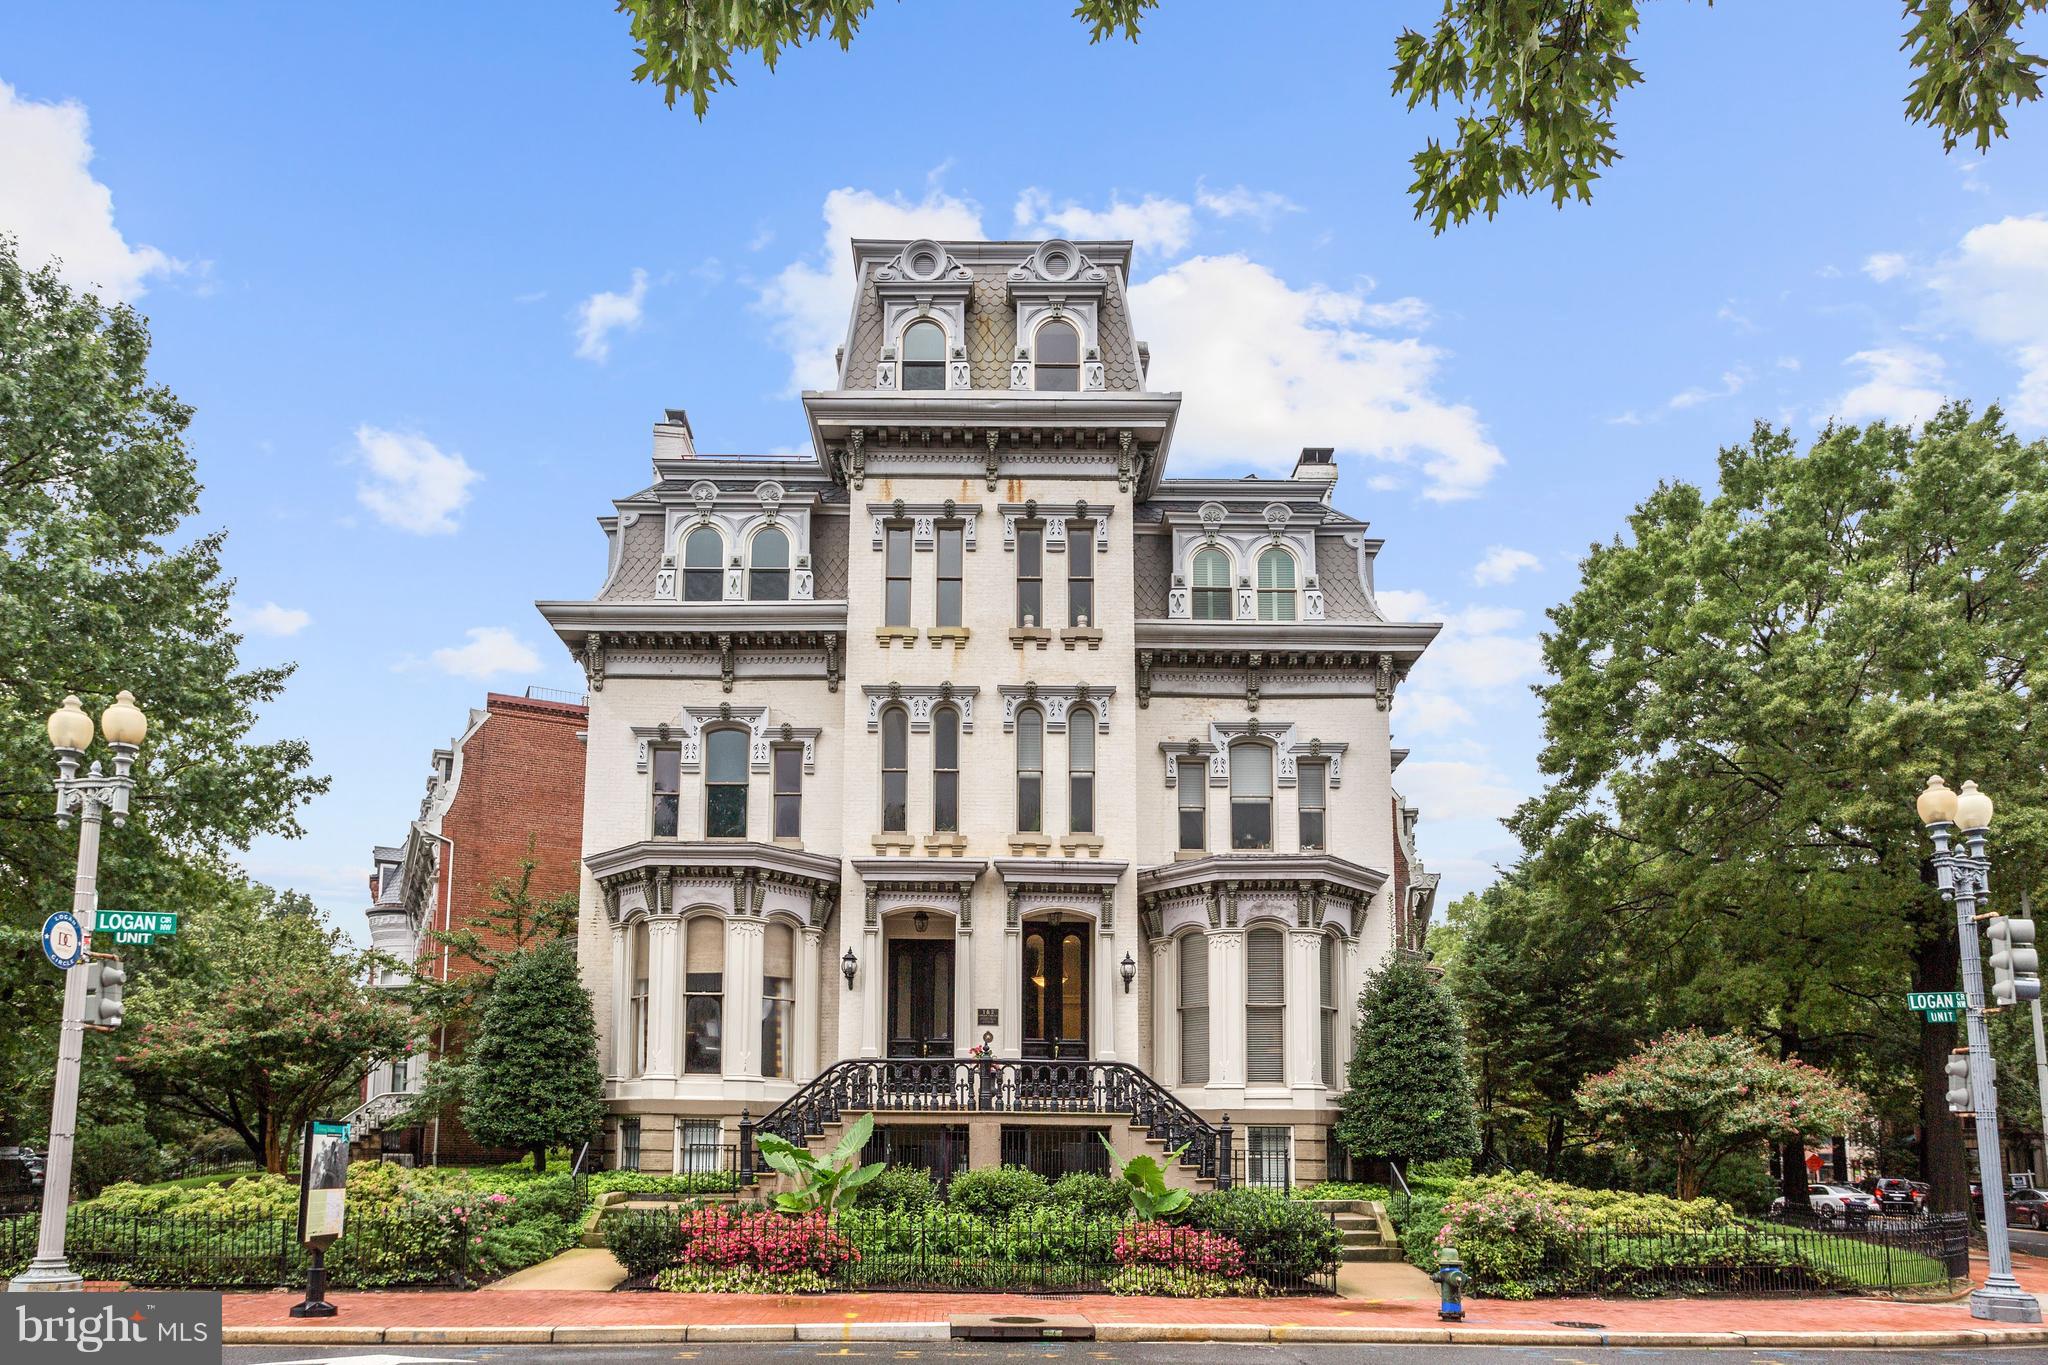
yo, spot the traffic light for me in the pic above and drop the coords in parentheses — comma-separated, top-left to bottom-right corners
(83, 957, 127, 1029)
(1946, 1050, 1973, 1114)
(1988, 915, 2041, 1007)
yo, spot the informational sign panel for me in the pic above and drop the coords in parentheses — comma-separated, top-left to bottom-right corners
(95, 910, 179, 946)
(297, 1120, 350, 1247)
(41, 911, 85, 970)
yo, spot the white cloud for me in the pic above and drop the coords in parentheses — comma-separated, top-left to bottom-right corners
(1393, 759, 1527, 825)
(1715, 302, 1756, 332)
(1013, 188, 1194, 256)
(1925, 214, 2048, 423)
(759, 184, 987, 394)
(1667, 364, 1752, 411)
(0, 78, 180, 302)
(1194, 182, 1303, 226)
(429, 627, 542, 680)
(234, 600, 311, 637)
(1862, 252, 1910, 283)
(1471, 546, 1541, 586)
(1130, 255, 1501, 500)
(352, 425, 481, 535)
(574, 267, 649, 362)
(1833, 345, 1948, 426)
(1393, 691, 1474, 737)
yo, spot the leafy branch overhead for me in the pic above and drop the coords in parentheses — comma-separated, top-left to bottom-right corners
(612, 1, 2046, 229)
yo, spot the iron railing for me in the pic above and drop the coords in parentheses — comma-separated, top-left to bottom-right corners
(0, 1209, 473, 1290)
(748, 1058, 1230, 1187)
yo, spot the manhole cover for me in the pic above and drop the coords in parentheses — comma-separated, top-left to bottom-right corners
(1554, 1321, 1607, 1330)
(951, 1314, 1094, 1341)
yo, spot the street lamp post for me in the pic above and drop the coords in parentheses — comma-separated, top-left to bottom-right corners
(10, 692, 147, 1293)
(1916, 775, 2041, 1324)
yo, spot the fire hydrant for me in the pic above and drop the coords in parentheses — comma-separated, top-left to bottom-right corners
(1430, 1245, 1470, 1321)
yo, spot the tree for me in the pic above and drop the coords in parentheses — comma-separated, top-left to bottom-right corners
(612, 2, 2044, 229)
(119, 889, 421, 1171)
(0, 235, 327, 1135)
(1516, 406, 2048, 1214)
(1336, 957, 1480, 1170)
(458, 940, 606, 1172)
(1577, 1029, 1867, 1200)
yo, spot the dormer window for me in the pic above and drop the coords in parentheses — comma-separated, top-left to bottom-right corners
(1192, 547, 1232, 620)
(1256, 547, 1297, 622)
(902, 320, 946, 391)
(749, 526, 790, 601)
(1034, 319, 1080, 392)
(683, 527, 723, 601)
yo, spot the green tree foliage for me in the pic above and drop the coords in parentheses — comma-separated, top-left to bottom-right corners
(611, 3, 2044, 229)
(1516, 405, 2048, 1212)
(458, 940, 607, 1173)
(119, 889, 421, 1172)
(0, 236, 327, 1137)
(1576, 1029, 1867, 1200)
(1337, 957, 1479, 1169)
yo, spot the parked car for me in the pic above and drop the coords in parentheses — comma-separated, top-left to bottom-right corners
(2008, 1187, 2048, 1229)
(1772, 1184, 1876, 1225)
(0, 1152, 42, 1216)
(1874, 1177, 1924, 1215)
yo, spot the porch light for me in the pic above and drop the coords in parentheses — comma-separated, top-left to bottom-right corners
(841, 947, 858, 990)
(1120, 952, 1136, 994)
(913, 910, 929, 933)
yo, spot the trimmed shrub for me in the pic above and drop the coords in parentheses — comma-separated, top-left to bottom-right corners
(1184, 1187, 1341, 1285)
(603, 1209, 691, 1279)
(1048, 1171, 1128, 1218)
(1291, 1181, 1391, 1204)
(946, 1165, 1048, 1218)
(657, 1265, 835, 1293)
(856, 1166, 936, 1212)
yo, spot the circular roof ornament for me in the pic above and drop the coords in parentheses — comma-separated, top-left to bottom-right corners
(1033, 239, 1083, 283)
(901, 239, 947, 283)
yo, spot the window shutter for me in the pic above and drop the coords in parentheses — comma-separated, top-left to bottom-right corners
(1258, 549, 1294, 589)
(1178, 938, 1210, 1086)
(1299, 762, 1325, 805)
(1069, 710, 1094, 769)
(1017, 711, 1042, 770)
(765, 922, 793, 981)
(1246, 929, 1286, 1086)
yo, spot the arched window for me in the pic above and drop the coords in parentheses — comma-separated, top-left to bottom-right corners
(902, 320, 945, 391)
(1016, 707, 1044, 834)
(1229, 741, 1273, 850)
(932, 706, 960, 833)
(630, 920, 651, 1075)
(1246, 927, 1285, 1086)
(684, 916, 723, 1074)
(1192, 547, 1232, 620)
(705, 728, 748, 838)
(1319, 934, 1339, 1086)
(749, 526, 789, 601)
(1256, 548, 1297, 621)
(1034, 319, 1080, 391)
(1068, 707, 1096, 834)
(1178, 933, 1209, 1086)
(880, 706, 909, 833)
(684, 527, 724, 601)
(762, 921, 794, 1079)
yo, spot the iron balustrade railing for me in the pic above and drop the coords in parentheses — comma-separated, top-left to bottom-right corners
(746, 1057, 1231, 1188)
(0, 1209, 474, 1289)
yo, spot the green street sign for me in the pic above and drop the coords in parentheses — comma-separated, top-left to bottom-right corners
(1924, 1008, 1960, 1023)
(94, 910, 178, 945)
(1908, 991, 1967, 1012)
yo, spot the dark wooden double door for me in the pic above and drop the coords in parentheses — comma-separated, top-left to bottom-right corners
(885, 923, 1090, 1060)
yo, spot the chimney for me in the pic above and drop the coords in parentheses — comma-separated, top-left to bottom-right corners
(1292, 446, 1337, 496)
(655, 408, 697, 460)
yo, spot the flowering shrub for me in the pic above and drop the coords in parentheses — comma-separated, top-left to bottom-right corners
(657, 1265, 836, 1293)
(1113, 1222, 1246, 1276)
(1433, 1186, 1584, 1298)
(1105, 1266, 1258, 1297)
(677, 1207, 858, 1276)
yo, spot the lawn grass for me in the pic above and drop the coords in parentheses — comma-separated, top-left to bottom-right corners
(139, 1169, 265, 1191)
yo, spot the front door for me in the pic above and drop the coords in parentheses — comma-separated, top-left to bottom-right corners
(1021, 921, 1089, 1059)
(887, 940, 954, 1058)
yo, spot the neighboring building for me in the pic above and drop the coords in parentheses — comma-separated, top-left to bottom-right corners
(538, 238, 1440, 1187)
(352, 689, 589, 1161)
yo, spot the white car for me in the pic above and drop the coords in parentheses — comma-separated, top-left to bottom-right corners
(1772, 1184, 1876, 1223)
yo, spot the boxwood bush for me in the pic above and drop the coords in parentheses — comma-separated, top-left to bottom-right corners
(945, 1165, 1049, 1218)
(1048, 1171, 1129, 1218)
(1184, 1187, 1341, 1285)
(855, 1166, 936, 1211)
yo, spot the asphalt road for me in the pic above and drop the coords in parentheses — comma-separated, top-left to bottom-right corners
(223, 1344, 2048, 1365)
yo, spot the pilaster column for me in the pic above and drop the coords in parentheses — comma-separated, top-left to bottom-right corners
(1002, 926, 1024, 1056)
(1094, 926, 1118, 1061)
(610, 925, 631, 1078)
(860, 924, 884, 1057)
(955, 920, 975, 1057)
(1339, 936, 1363, 1095)
(1207, 929, 1246, 1089)
(1150, 938, 1175, 1084)
(727, 918, 764, 1079)
(644, 918, 681, 1080)
(798, 926, 822, 1081)
(1286, 929, 1324, 1100)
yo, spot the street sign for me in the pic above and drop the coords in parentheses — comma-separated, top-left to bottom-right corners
(41, 911, 85, 970)
(95, 909, 179, 946)
(1926, 1008, 1961, 1023)
(1909, 991, 1968, 1011)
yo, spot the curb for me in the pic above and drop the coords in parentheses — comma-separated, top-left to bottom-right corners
(221, 1321, 2048, 1347)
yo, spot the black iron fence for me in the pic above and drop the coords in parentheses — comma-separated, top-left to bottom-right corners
(1511, 1213, 1970, 1298)
(605, 1204, 1340, 1295)
(1233, 1146, 1292, 1192)
(0, 1209, 473, 1290)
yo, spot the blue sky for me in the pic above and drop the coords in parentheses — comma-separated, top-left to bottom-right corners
(6, 3, 2047, 944)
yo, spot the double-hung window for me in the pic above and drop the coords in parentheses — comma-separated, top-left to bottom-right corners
(1177, 758, 1207, 851)
(1246, 928, 1286, 1086)
(1178, 936, 1209, 1086)
(1034, 319, 1080, 391)
(1016, 708, 1044, 833)
(1192, 547, 1231, 620)
(749, 527, 790, 601)
(932, 707, 960, 832)
(1067, 524, 1094, 626)
(1068, 708, 1096, 834)
(884, 525, 912, 627)
(881, 706, 909, 833)
(772, 745, 802, 839)
(1319, 936, 1339, 1086)
(936, 524, 964, 627)
(683, 528, 723, 602)
(1230, 742, 1273, 850)
(762, 922, 794, 1079)
(651, 745, 681, 838)
(1016, 526, 1044, 626)
(1256, 548, 1296, 621)
(704, 729, 748, 838)
(902, 320, 945, 390)
(684, 917, 723, 1075)
(1298, 761, 1327, 851)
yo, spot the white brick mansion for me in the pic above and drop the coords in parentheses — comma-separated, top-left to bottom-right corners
(538, 238, 1440, 1186)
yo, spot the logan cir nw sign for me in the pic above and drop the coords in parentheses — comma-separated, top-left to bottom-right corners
(94, 910, 179, 946)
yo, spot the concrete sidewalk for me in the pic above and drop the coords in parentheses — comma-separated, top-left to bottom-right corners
(215, 1249, 2048, 1349)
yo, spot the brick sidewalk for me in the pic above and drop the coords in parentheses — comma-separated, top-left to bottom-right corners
(214, 1250, 2048, 1344)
